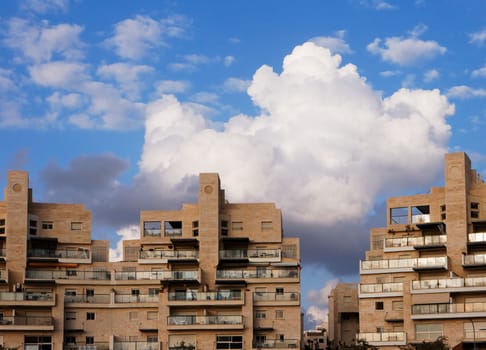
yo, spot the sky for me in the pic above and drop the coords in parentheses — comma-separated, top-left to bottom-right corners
(1, 0, 486, 330)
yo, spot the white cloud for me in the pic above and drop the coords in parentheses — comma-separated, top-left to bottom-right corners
(472, 65, 486, 78)
(105, 15, 189, 60)
(47, 92, 84, 109)
(109, 225, 140, 261)
(224, 55, 235, 67)
(367, 25, 446, 66)
(380, 70, 401, 77)
(29, 61, 88, 88)
(306, 279, 339, 328)
(0, 68, 16, 91)
(97, 63, 153, 99)
(21, 0, 69, 13)
(139, 42, 453, 226)
(469, 29, 486, 46)
(3, 18, 84, 63)
(360, 0, 396, 10)
(155, 80, 191, 94)
(310, 30, 353, 54)
(168, 62, 197, 72)
(447, 85, 486, 99)
(191, 92, 219, 104)
(182, 54, 211, 65)
(423, 69, 439, 82)
(223, 77, 251, 92)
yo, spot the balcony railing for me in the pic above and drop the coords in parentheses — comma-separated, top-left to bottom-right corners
(28, 247, 90, 259)
(25, 269, 111, 280)
(168, 315, 243, 326)
(412, 302, 486, 316)
(64, 343, 110, 350)
(468, 232, 486, 244)
(253, 292, 299, 302)
(139, 249, 198, 259)
(357, 332, 406, 345)
(114, 341, 159, 350)
(252, 339, 299, 348)
(168, 291, 242, 302)
(115, 294, 159, 303)
(360, 257, 447, 273)
(219, 249, 281, 260)
(65, 294, 110, 303)
(359, 282, 403, 295)
(384, 235, 446, 251)
(216, 268, 299, 279)
(114, 270, 199, 281)
(412, 214, 431, 224)
(0, 291, 54, 302)
(463, 254, 486, 267)
(0, 269, 6, 281)
(0, 316, 53, 326)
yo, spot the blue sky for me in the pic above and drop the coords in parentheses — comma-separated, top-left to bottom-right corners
(1, 0, 486, 329)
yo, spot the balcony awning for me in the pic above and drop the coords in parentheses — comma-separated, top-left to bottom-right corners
(220, 237, 250, 243)
(170, 238, 199, 246)
(271, 262, 299, 267)
(29, 236, 58, 242)
(416, 222, 446, 233)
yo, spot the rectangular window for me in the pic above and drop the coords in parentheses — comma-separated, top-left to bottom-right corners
(375, 301, 384, 310)
(372, 234, 384, 250)
(255, 335, 266, 345)
(42, 221, 53, 230)
(216, 335, 243, 349)
(66, 270, 77, 276)
(65, 289, 77, 296)
(275, 310, 284, 319)
(281, 244, 297, 258)
(392, 300, 404, 310)
(415, 323, 442, 341)
(192, 220, 199, 236)
(261, 221, 273, 230)
(65, 336, 76, 344)
(86, 289, 94, 297)
(131, 289, 140, 296)
(30, 219, 37, 235)
(221, 220, 228, 236)
(276, 288, 284, 295)
(390, 207, 408, 224)
(165, 221, 182, 236)
(472, 202, 480, 210)
(0, 218, 4, 234)
(412, 205, 430, 224)
(144, 221, 161, 236)
(86, 336, 94, 345)
(255, 310, 266, 319)
(147, 336, 158, 343)
(65, 312, 76, 320)
(149, 288, 159, 296)
(231, 221, 243, 230)
(147, 311, 158, 320)
(129, 311, 138, 320)
(86, 312, 95, 320)
(71, 222, 82, 230)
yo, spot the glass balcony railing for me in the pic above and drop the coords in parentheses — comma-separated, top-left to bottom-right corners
(252, 339, 299, 348)
(359, 282, 403, 294)
(113, 341, 159, 350)
(412, 276, 486, 291)
(219, 249, 281, 259)
(412, 302, 486, 315)
(168, 291, 242, 301)
(468, 232, 486, 243)
(357, 332, 406, 343)
(253, 292, 300, 302)
(0, 316, 53, 326)
(64, 343, 110, 350)
(114, 270, 198, 281)
(385, 235, 446, 249)
(115, 294, 159, 303)
(361, 257, 447, 271)
(28, 248, 90, 259)
(139, 249, 198, 259)
(216, 268, 299, 279)
(26, 269, 111, 280)
(168, 315, 242, 326)
(0, 291, 54, 302)
(65, 294, 110, 303)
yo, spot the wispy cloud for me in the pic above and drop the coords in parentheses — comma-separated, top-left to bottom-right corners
(423, 69, 439, 83)
(223, 77, 251, 92)
(472, 65, 486, 78)
(21, 0, 70, 14)
(310, 30, 353, 54)
(154, 80, 191, 94)
(469, 29, 486, 46)
(447, 85, 486, 99)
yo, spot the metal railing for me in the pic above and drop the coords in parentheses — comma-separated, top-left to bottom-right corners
(385, 235, 446, 249)
(65, 294, 110, 303)
(252, 339, 299, 348)
(0, 291, 54, 301)
(412, 302, 486, 314)
(114, 270, 198, 281)
(216, 268, 299, 279)
(219, 248, 281, 259)
(140, 249, 198, 259)
(253, 292, 299, 302)
(168, 291, 242, 301)
(361, 257, 447, 270)
(168, 315, 243, 325)
(28, 247, 90, 259)
(357, 332, 405, 343)
(0, 316, 53, 326)
(359, 282, 403, 294)
(113, 342, 159, 350)
(64, 343, 110, 350)
(115, 294, 159, 303)
(25, 269, 111, 280)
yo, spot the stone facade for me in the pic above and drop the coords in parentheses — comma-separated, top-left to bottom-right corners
(0, 171, 301, 350)
(328, 283, 359, 348)
(358, 152, 486, 350)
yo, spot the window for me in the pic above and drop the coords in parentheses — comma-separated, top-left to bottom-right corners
(390, 207, 408, 224)
(86, 336, 94, 345)
(131, 289, 140, 296)
(25, 336, 52, 349)
(129, 311, 138, 320)
(71, 222, 82, 230)
(275, 310, 284, 319)
(216, 335, 243, 349)
(392, 300, 404, 310)
(0, 218, 5, 234)
(30, 219, 37, 235)
(192, 220, 199, 236)
(376, 277, 385, 284)
(393, 276, 405, 282)
(343, 296, 353, 303)
(276, 288, 284, 295)
(415, 323, 442, 341)
(281, 244, 297, 258)
(255, 310, 267, 319)
(66, 270, 77, 276)
(147, 311, 158, 320)
(65, 289, 76, 296)
(376, 327, 384, 333)
(86, 289, 94, 297)
(147, 336, 158, 343)
(278, 334, 285, 342)
(472, 202, 480, 210)
(144, 221, 161, 236)
(149, 288, 159, 296)
(165, 221, 182, 236)
(375, 301, 384, 310)
(372, 234, 384, 250)
(65, 312, 76, 320)
(231, 221, 243, 231)
(255, 335, 266, 345)
(65, 336, 76, 344)
(412, 205, 430, 224)
(42, 221, 53, 230)
(86, 312, 95, 320)
(221, 220, 228, 236)
(261, 221, 272, 230)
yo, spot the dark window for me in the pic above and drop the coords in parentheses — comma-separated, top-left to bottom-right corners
(86, 289, 94, 297)
(143, 221, 161, 236)
(87, 312, 95, 320)
(375, 301, 384, 310)
(390, 207, 408, 224)
(86, 336, 94, 344)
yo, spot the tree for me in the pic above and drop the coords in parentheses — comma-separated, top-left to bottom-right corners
(401, 336, 449, 350)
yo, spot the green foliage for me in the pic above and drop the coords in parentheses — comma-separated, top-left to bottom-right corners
(347, 340, 379, 350)
(401, 336, 449, 350)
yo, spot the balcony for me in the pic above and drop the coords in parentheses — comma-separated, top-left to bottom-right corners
(114, 294, 159, 304)
(359, 282, 403, 298)
(0, 291, 55, 306)
(65, 294, 110, 304)
(114, 270, 200, 283)
(25, 269, 111, 282)
(139, 249, 198, 264)
(384, 235, 446, 252)
(463, 254, 486, 268)
(468, 232, 486, 247)
(64, 343, 110, 350)
(216, 268, 299, 283)
(114, 341, 160, 350)
(0, 269, 6, 283)
(28, 247, 91, 263)
(411, 276, 486, 293)
(252, 339, 299, 349)
(253, 292, 300, 306)
(0, 316, 54, 331)
(219, 249, 281, 263)
(167, 315, 243, 330)
(357, 332, 406, 346)
(168, 290, 243, 306)
(412, 302, 486, 319)
(360, 257, 447, 274)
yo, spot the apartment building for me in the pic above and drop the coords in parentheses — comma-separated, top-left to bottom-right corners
(0, 171, 301, 350)
(358, 152, 486, 349)
(328, 283, 359, 348)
